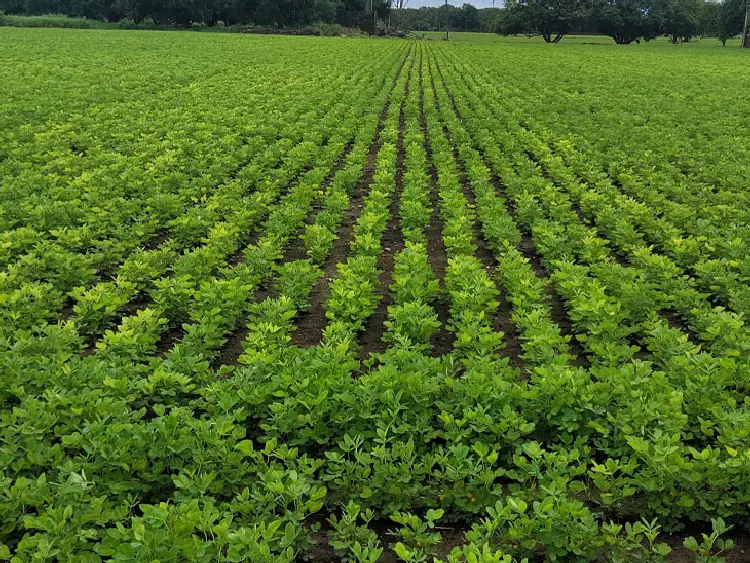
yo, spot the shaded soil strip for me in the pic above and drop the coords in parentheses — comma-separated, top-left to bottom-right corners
(661, 308, 702, 347)
(291, 181, 367, 348)
(209, 286, 271, 370)
(460, 161, 524, 371)
(356, 61, 413, 363)
(487, 172, 590, 369)
(225, 162, 316, 268)
(427, 61, 523, 370)
(209, 145, 359, 367)
(419, 113, 453, 356)
(82, 154, 325, 356)
(430, 51, 588, 370)
(155, 324, 187, 356)
(292, 49, 412, 349)
(144, 229, 170, 251)
(307, 515, 468, 563)
(524, 149, 709, 350)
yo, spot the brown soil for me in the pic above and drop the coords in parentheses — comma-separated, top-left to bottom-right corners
(664, 527, 750, 563)
(154, 323, 187, 356)
(209, 284, 273, 369)
(356, 57, 413, 364)
(521, 146, 709, 358)
(306, 515, 469, 563)
(424, 171, 454, 358)
(430, 53, 589, 371)
(143, 229, 170, 250)
(463, 173, 525, 372)
(661, 308, 702, 346)
(429, 63, 525, 372)
(418, 60, 454, 358)
(292, 48, 412, 349)
(224, 164, 314, 269)
(212, 144, 358, 367)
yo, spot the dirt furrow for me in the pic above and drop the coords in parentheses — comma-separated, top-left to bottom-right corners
(356, 59, 413, 362)
(292, 48, 413, 349)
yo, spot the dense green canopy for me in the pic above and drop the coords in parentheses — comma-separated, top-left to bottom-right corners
(496, 0, 748, 43)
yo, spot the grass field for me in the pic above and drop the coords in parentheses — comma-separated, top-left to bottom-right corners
(2, 27, 750, 562)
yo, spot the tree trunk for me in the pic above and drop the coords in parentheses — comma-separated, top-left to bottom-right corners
(743, 0, 750, 47)
(552, 33, 563, 42)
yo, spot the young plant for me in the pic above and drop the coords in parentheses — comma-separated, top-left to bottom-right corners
(683, 518, 734, 563)
(390, 509, 443, 563)
(327, 501, 383, 563)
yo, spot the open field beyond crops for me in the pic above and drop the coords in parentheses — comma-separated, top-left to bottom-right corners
(2, 28, 750, 562)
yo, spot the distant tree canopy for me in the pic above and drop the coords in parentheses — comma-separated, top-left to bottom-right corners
(592, 0, 661, 44)
(395, 4, 500, 32)
(497, 0, 587, 42)
(716, 0, 746, 44)
(496, 0, 747, 44)
(1, 0, 745, 42)
(0, 0, 389, 27)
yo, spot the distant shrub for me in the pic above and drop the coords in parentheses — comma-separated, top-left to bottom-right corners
(0, 14, 113, 28)
(315, 22, 344, 36)
(0, 14, 367, 34)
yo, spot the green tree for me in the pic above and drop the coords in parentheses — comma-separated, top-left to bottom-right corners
(496, 0, 590, 43)
(717, 0, 746, 44)
(697, 0, 720, 37)
(458, 3, 479, 29)
(594, 0, 661, 43)
(661, 0, 700, 42)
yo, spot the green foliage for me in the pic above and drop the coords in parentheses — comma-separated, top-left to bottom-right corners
(0, 0, 389, 30)
(717, 0, 746, 45)
(683, 518, 735, 563)
(593, 0, 662, 43)
(328, 501, 383, 562)
(1, 31, 749, 563)
(391, 509, 443, 562)
(496, 0, 589, 42)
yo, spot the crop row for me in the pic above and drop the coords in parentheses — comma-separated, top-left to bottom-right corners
(1, 33, 749, 562)
(429, 41, 750, 526)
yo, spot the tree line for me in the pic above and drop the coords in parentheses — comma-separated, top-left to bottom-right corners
(1, 0, 746, 44)
(393, 5, 500, 33)
(0, 0, 389, 28)
(497, 0, 749, 45)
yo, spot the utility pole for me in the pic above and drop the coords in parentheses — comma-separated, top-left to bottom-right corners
(445, 0, 449, 40)
(365, 0, 376, 34)
(743, 0, 750, 48)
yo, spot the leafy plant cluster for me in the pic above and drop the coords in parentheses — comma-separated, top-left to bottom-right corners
(1, 36, 749, 562)
(430, 41, 750, 525)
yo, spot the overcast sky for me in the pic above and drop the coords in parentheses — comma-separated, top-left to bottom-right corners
(408, 0, 505, 7)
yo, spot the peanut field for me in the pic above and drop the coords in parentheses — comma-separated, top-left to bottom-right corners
(2, 28, 750, 562)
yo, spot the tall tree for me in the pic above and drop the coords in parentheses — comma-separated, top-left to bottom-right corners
(392, 0, 406, 30)
(458, 2, 479, 29)
(696, 0, 720, 37)
(661, 0, 700, 42)
(496, 0, 590, 43)
(594, 0, 661, 43)
(716, 0, 745, 44)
